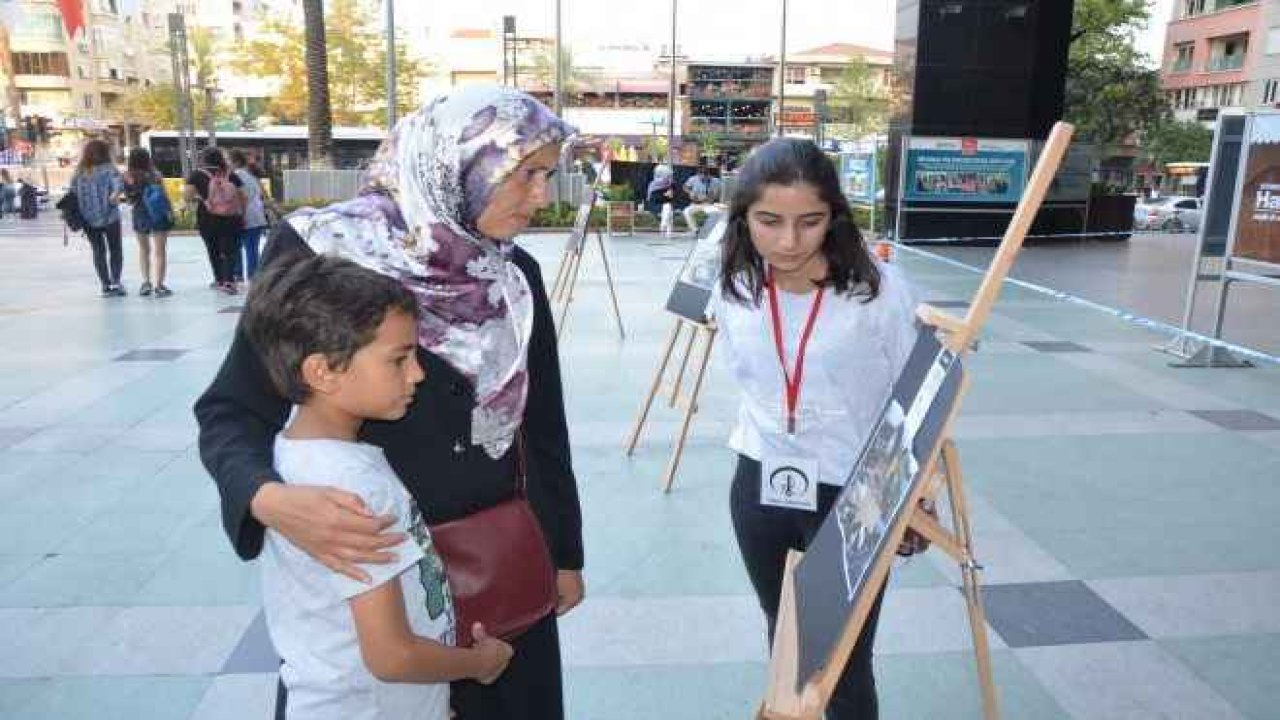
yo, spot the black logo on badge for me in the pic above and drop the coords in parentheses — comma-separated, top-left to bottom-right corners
(769, 465, 810, 498)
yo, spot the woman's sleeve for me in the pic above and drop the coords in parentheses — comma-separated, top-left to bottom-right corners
(192, 224, 310, 560)
(515, 248, 584, 571)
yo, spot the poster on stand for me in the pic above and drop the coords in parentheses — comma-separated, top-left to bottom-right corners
(1232, 114, 1280, 267)
(840, 146, 877, 205)
(903, 137, 1029, 204)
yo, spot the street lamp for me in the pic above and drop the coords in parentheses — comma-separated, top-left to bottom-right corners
(667, 0, 677, 164)
(385, 0, 397, 129)
(777, 0, 787, 138)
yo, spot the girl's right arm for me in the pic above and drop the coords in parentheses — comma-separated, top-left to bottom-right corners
(350, 582, 513, 685)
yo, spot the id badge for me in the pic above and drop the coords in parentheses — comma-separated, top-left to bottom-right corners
(760, 452, 819, 511)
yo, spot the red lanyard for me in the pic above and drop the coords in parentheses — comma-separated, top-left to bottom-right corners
(765, 271, 825, 435)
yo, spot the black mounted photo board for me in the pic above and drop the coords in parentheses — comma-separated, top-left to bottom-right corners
(791, 326, 965, 688)
(663, 212, 728, 324)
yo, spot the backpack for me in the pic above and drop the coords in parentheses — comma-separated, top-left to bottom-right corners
(56, 190, 86, 232)
(142, 182, 173, 226)
(200, 168, 242, 216)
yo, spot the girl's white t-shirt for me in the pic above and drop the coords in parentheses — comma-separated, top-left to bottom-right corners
(714, 261, 919, 486)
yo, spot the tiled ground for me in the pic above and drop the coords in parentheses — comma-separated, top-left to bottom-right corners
(2, 214, 1279, 719)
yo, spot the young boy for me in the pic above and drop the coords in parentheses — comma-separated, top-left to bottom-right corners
(243, 255, 513, 719)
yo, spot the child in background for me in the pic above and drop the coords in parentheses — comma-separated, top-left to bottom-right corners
(242, 254, 513, 719)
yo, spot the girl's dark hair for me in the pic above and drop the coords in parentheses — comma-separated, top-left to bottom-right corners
(243, 255, 421, 403)
(76, 139, 112, 175)
(127, 147, 155, 175)
(720, 137, 880, 304)
(228, 148, 248, 167)
(200, 146, 228, 170)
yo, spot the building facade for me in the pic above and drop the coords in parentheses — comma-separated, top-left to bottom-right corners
(1161, 0, 1262, 124)
(774, 43, 892, 142)
(4, 0, 185, 162)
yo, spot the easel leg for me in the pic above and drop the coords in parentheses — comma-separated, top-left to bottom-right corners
(625, 319, 683, 455)
(555, 247, 585, 340)
(668, 324, 697, 407)
(595, 231, 626, 340)
(550, 245, 572, 302)
(941, 440, 1001, 720)
(661, 327, 716, 493)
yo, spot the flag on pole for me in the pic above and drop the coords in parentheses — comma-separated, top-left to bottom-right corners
(57, 0, 86, 42)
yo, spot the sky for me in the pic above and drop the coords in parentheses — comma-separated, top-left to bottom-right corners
(401, 0, 1177, 65)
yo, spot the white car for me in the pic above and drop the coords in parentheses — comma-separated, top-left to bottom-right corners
(1134, 196, 1202, 233)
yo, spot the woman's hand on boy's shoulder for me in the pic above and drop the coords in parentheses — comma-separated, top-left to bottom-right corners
(250, 481, 404, 583)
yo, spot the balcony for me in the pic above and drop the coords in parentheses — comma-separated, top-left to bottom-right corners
(14, 74, 71, 90)
(1207, 55, 1245, 71)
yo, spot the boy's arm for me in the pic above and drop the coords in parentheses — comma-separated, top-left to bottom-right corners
(349, 582, 512, 684)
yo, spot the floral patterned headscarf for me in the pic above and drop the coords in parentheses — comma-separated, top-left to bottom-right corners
(287, 86, 576, 459)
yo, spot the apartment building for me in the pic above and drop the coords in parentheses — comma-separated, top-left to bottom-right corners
(1253, 0, 1280, 108)
(5, 0, 184, 160)
(1161, 0, 1262, 124)
(775, 42, 892, 140)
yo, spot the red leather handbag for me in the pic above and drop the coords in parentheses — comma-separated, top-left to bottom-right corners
(429, 434, 557, 647)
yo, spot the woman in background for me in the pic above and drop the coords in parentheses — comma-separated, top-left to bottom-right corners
(71, 139, 126, 296)
(122, 147, 175, 297)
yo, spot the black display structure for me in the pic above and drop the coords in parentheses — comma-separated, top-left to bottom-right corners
(887, 0, 1075, 242)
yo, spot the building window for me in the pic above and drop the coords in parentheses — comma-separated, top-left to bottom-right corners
(83, 94, 94, 110)
(1181, 0, 1205, 17)
(785, 66, 807, 84)
(12, 52, 70, 77)
(1171, 43, 1194, 72)
(13, 13, 64, 42)
(234, 23, 244, 43)
(1264, 79, 1279, 104)
(1208, 35, 1248, 71)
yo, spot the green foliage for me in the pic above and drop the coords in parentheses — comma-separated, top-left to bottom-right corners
(531, 46, 590, 97)
(601, 184, 633, 202)
(1065, 0, 1168, 148)
(825, 56, 889, 140)
(1141, 119, 1213, 169)
(644, 136, 669, 163)
(233, 0, 428, 126)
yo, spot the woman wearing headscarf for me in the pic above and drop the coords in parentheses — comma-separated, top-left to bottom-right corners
(645, 163, 676, 234)
(194, 86, 584, 720)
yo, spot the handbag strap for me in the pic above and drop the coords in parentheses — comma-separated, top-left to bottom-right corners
(515, 430, 528, 497)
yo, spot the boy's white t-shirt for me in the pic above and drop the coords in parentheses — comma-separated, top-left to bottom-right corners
(262, 435, 456, 720)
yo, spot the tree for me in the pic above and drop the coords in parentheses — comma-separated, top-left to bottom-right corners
(531, 46, 590, 101)
(302, 0, 333, 167)
(1064, 0, 1169, 149)
(234, 0, 427, 130)
(1142, 118, 1212, 170)
(824, 56, 889, 140)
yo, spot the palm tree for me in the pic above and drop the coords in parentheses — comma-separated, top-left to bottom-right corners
(302, 0, 333, 168)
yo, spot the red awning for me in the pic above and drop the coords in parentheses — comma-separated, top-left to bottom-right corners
(615, 80, 669, 94)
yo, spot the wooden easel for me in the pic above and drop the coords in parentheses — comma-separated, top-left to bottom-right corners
(759, 121, 1075, 720)
(624, 315, 717, 492)
(549, 194, 626, 340)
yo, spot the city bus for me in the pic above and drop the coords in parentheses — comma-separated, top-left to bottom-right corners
(142, 126, 386, 198)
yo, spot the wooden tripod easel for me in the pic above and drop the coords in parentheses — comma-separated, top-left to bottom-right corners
(624, 315, 717, 492)
(549, 199, 626, 341)
(760, 121, 1075, 720)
